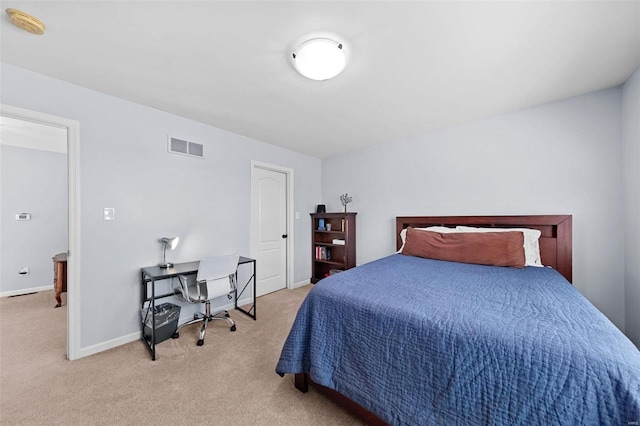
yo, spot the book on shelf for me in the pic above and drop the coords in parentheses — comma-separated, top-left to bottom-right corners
(332, 239, 345, 245)
(315, 246, 332, 260)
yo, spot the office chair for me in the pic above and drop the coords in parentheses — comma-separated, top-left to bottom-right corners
(173, 254, 239, 346)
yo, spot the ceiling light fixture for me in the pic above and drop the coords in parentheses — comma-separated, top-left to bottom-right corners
(6, 8, 46, 35)
(292, 38, 346, 81)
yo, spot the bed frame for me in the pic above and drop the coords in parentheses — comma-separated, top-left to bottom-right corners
(295, 214, 573, 425)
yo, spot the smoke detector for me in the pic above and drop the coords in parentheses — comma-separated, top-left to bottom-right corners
(6, 8, 46, 35)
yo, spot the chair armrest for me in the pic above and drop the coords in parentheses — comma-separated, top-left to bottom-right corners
(194, 279, 204, 300)
(174, 274, 190, 302)
(229, 274, 237, 293)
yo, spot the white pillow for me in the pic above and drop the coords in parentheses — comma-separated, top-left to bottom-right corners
(397, 226, 458, 253)
(455, 226, 543, 267)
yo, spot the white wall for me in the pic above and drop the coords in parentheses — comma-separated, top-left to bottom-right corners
(0, 145, 67, 295)
(322, 88, 626, 331)
(623, 66, 640, 348)
(0, 62, 321, 351)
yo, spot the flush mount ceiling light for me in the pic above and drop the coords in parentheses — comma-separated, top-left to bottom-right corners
(6, 8, 46, 35)
(292, 38, 346, 81)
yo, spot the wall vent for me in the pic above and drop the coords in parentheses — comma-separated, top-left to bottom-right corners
(168, 136, 204, 158)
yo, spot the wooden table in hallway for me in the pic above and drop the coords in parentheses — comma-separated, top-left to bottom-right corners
(52, 252, 67, 308)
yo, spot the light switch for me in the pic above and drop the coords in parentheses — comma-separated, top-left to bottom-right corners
(104, 208, 115, 221)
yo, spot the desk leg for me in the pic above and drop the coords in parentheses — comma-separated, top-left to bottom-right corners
(150, 277, 156, 360)
(234, 260, 256, 320)
(140, 273, 156, 361)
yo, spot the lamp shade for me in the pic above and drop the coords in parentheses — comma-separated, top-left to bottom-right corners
(159, 236, 179, 268)
(161, 236, 179, 250)
(292, 38, 346, 81)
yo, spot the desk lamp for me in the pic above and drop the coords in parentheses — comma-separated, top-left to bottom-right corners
(159, 236, 179, 268)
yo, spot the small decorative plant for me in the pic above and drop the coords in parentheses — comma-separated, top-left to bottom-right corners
(340, 193, 352, 213)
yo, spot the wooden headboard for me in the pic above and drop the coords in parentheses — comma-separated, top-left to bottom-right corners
(396, 215, 572, 283)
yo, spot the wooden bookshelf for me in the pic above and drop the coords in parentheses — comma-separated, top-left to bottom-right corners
(310, 212, 357, 284)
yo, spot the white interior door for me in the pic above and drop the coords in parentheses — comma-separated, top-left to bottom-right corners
(252, 166, 287, 296)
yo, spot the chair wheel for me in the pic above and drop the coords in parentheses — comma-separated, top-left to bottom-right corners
(197, 339, 204, 346)
(230, 325, 236, 332)
(172, 332, 179, 339)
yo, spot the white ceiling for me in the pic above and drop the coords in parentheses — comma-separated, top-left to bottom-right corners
(1, 1, 639, 159)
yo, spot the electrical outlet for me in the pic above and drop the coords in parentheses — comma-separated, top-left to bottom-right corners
(104, 208, 115, 221)
(19, 267, 29, 275)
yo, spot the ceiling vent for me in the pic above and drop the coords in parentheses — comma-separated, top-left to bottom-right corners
(168, 136, 204, 159)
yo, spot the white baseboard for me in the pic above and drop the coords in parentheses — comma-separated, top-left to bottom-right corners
(235, 297, 252, 309)
(292, 279, 311, 289)
(0, 285, 51, 298)
(76, 298, 255, 360)
(77, 331, 140, 359)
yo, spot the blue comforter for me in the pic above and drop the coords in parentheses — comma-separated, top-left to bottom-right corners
(276, 254, 640, 425)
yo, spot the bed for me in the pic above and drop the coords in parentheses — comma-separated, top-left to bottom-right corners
(276, 215, 640, 425)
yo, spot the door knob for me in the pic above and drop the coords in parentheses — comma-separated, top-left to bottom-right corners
(282, 234, 288, 238)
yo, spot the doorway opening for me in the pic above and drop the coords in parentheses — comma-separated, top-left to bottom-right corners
(0, 104, 80, 360)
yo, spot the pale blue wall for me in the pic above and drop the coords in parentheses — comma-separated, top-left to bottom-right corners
(0, 145, 67, 294)
(2, 59, 635, 352)
(0, 62, 321, 350)
(322, 88, 626, 331)
(623, 66, 640, 348)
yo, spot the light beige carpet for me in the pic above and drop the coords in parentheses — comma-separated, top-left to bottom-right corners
(0, 286, 363, 425)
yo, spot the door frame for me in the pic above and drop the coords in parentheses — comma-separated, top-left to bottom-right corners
(250, 160, 294, 291)
(1, 104, 81, 360)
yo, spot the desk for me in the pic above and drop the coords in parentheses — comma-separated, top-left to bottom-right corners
(52, 253, 67, 308)
(140, 256, 256, 360)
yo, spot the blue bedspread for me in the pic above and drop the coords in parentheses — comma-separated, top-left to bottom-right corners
(276, 254, 640, 425)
